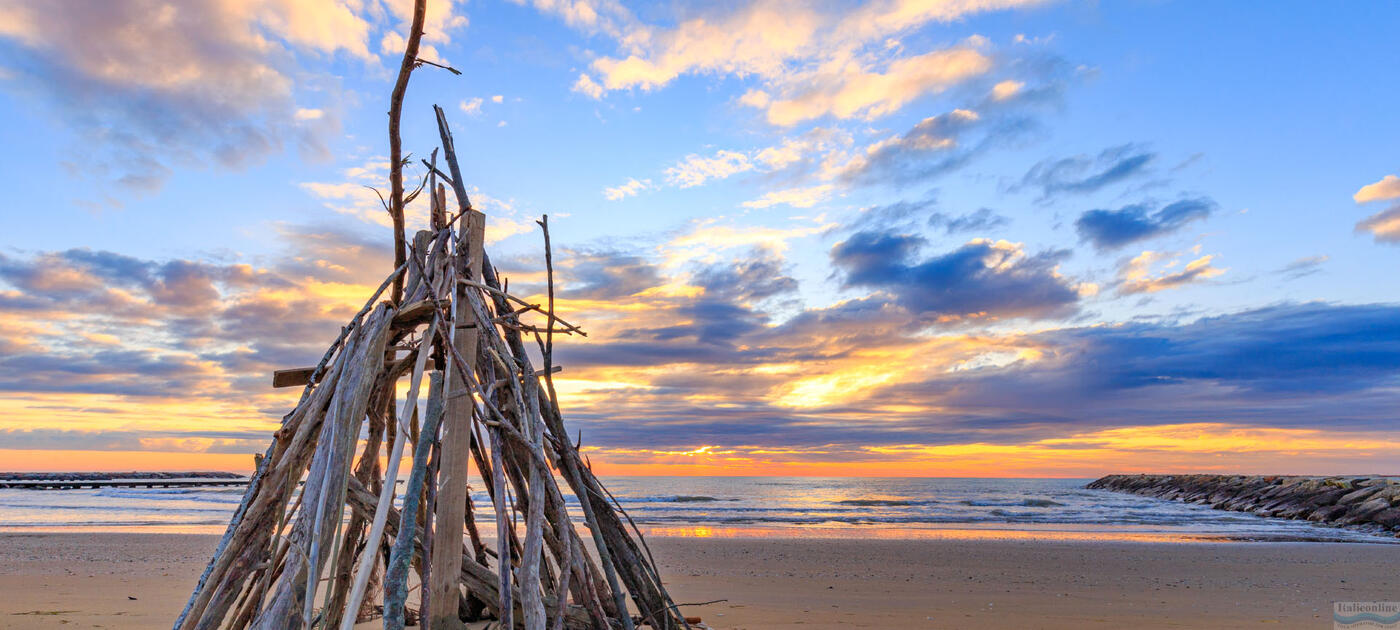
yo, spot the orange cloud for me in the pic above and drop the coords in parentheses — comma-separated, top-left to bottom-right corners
(762, 46, 992, 126)
(1354, 174, 1400, 203)
(581, 423, 1400, 477)
(1117, 250, 1225, 294)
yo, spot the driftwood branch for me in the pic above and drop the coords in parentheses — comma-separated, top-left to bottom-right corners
(388, 0, 429, 304)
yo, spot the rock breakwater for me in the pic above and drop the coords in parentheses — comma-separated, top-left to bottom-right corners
(1088, 474, 1400, 537)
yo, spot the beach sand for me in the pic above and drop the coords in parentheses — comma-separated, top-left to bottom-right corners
(1, 532, 1396, 629)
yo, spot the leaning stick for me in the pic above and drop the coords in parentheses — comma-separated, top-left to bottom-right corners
(383, 371, 445, 629)
(338, 314, 440, 630)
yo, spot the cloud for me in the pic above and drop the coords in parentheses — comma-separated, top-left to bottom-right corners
(526, 241, 1400, 467)
(603, 177, 652, 200)
(844, 196, 934, 233)
(0, 0, 466, 193)
(1024, 302, 1400, 397)
(1355, 204, 1400, 244)
(1354, 174, 1400, 203)
(1277, 255, 1328, 280)
(513, 0, 637, 39)
(557, 250, 666, 300)
(1116, 250, 1225, 295)
(831, 231, 1081, 322)
(758, 45, 992, 126)
(838, 108, 994, 186)
(1075, 197, 1215, 251)
(929, 207, 1010, 234)
(9, 230, 1393, 472)
(644, 250, 798, 346)
(575, 0, 1037, 100)
(665, 150, 754, 188)
(460, 97, 484, 115)
(692, 250, 798, 303)
(572, 72, 604, 99)
(741, 184, 834, 209)
(664, 219, 833, 268)
(0, 428, 267, 453)
(990, 79, 1023, 101)
(1016, 144, 1155, 199)
(647, 128, 854, 193)
(0, 226, 392, 407)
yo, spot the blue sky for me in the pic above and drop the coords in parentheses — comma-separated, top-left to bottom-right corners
(0, 0, 1397, 474)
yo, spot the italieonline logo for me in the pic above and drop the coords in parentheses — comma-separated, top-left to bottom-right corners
(1335, 602, 1400, 629)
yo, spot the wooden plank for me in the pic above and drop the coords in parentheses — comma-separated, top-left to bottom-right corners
(429, 208, 485, 629)
(277, 356, 442, 389)
(273, 367, 316, 388)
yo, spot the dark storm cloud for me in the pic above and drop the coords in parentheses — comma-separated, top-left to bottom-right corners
(830, 230, 1080, 321)
(1075, 197, 1216, 250)
(1015, 144, 1155, 199)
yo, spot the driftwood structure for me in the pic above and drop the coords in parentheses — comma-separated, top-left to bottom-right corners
(175, 3, 691, 628)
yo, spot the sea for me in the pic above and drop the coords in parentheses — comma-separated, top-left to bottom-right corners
(0, 477, 1392, 543)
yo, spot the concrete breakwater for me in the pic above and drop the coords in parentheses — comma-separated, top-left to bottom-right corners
(1088, 474, 1400, 536)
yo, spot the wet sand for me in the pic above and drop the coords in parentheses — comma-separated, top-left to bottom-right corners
(1, 532, 1396, 628)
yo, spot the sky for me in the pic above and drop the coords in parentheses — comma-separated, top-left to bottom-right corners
(0, 0, 1397, 476)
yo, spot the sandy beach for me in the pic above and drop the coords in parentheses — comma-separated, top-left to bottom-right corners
(1, 532, 1396, 629)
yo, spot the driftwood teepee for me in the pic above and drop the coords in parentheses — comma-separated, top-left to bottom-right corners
(174, 3, 691, 628)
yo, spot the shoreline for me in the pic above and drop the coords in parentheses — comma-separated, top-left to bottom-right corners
(5, 520, 1397, 544)
(3, 532, 1399, 629)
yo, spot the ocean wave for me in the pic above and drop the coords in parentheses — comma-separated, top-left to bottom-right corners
(0, 518, 228, 527)
(833, 498, 941, 506)
(96, 488, 244, 504)
(615, 495, 737, 504)
(957, 498, 1066, 507)
(0, 501, 236, 514)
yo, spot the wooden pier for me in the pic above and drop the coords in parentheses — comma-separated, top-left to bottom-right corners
(0, 479, 248, 490)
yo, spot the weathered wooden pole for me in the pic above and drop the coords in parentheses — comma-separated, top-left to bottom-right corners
(429, 114, 486, 625)
(388, 0, 429, 305)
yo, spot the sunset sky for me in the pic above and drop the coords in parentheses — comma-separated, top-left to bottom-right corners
(0, 0, 1397, 476)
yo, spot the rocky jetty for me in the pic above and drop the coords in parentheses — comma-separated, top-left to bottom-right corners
(1088, 474, 1400, 537)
